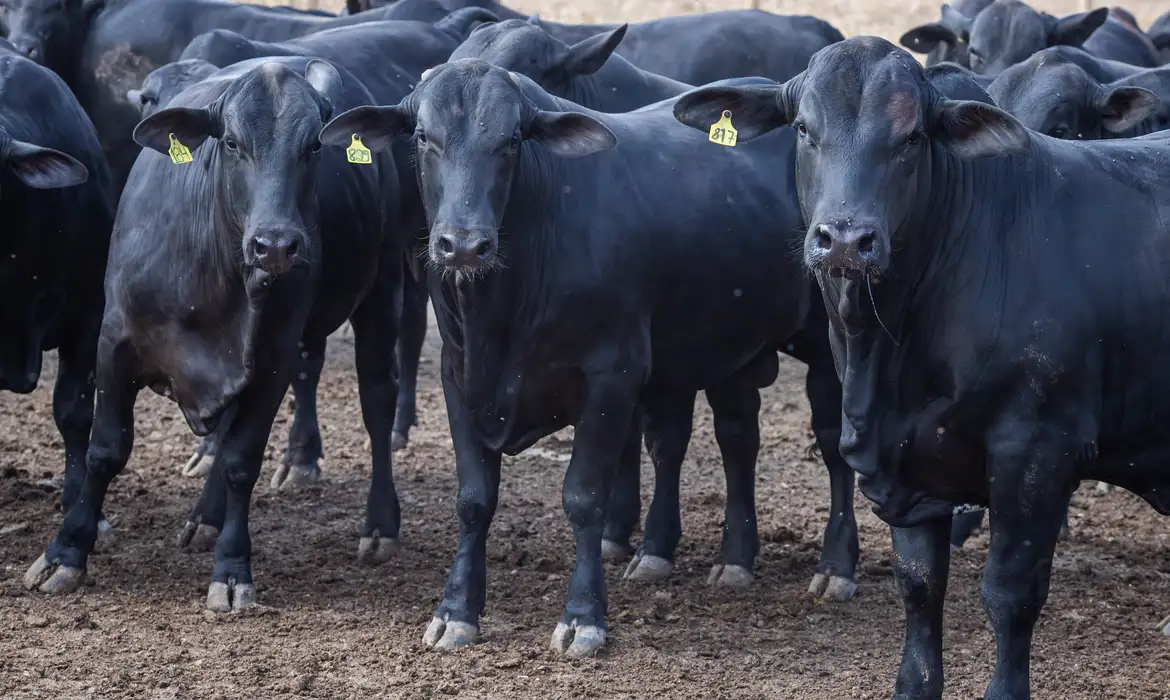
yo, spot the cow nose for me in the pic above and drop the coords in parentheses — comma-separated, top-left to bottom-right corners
(12, 41, 39, 60)
(248, 232, 303, 275)
(811, 223, 883, 278)
(435, 229, 495, 269)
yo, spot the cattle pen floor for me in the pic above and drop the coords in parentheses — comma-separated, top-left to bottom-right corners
(4, 0, 1170, 697)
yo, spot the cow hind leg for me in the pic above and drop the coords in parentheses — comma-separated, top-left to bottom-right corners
(601, 408, 643, 562)
(349, 273, 402, 565)
(704, 381, 761, 590)
(623, 392, 694, 583)
(26, 339, 138, 594)
(891, 517, 951, 700)
(180, 431, 218, 479)
(805, 364, 860, 602)
(270, 334, 327, 489)
(392, 265, 427, 451)
(176, 405, 237, 553)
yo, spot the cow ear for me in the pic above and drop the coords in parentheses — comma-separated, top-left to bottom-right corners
(344, 0, 368, 14)
(4, 139, 89, 189)
(933, 99, 1030, 158)
(1049, 7, 1108, 47)
(1099, 86, 1160, 133)
(900, 23, 959, 54)
(320, 104, 412, 153)
(556, 24, 627, 78)
(673, 83, 792, 143)
(525, 111, 616, 158)
(939, 4, 974, 42)
(133, 106, 216, 156)
(305, 59, 342, 121)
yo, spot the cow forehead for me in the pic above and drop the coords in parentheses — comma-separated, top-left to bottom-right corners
(417, 65, 522, 131)
(222, 66, 320, 132)
(803, 45, 927, 137)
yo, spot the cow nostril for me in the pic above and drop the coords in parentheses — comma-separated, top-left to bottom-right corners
(253, 240, 269, 255)
(473, 239, 492, 257)
(438, 236, 454, 254)
(285, 240, 299, 257)
(816, 231, 833, 250)
(857, 233, 875, 254)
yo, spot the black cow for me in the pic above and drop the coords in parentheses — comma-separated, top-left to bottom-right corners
(989, 47, 1168, 139)
(674, 35, 1170, 699)
(938, 0, 1159, 75)
(900, 0, 994, 67)
(448, 16, 865, 593)
(159, 10, 493, 508)
(24, 57, 405, 610)
(0, 39, 115, 552)
(317, 60, 854, 655)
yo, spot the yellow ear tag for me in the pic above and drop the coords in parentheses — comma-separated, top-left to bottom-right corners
(346, 134, 372, 165)
(168, 133, 193, 164)
(708, 110, 738, 147)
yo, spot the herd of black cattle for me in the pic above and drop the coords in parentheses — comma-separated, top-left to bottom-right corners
(4, 0, 1170, 696)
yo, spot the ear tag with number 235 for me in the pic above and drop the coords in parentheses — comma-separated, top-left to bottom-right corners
(708, 110, 737, 147)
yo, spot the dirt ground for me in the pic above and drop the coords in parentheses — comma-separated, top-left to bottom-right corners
(3, 0, 1170, 698)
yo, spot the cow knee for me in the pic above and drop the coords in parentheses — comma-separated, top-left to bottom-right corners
(563, 486, 606, 530)
(455, 485, 496, 528)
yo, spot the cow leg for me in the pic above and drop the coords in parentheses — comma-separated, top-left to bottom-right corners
(424, 363, 502, 651)
(804, 363, 860, 601)
(25, 338, 138, 594)
(891, 516, 951, 700)
(270, 334, 327, 489)
(623, 391, 694, 583)
(601, 408, 643, 562)
(349, 272, 401, 565)
(980, 442, 1073, 700)
(205, 371, 294, 612)
(551, 376, 638, 658)
(704, 381, 760, 589)
(54, 314, 113, 552)
(392, 264, 427, 451)
(180, 431, 219, 479)
(176, 406, 237, 553)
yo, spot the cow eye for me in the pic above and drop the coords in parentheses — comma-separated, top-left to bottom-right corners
(510, 130, 521, 149)
(795, 122, 808, 137)
(415, 130, 427, 146)
(310, 139, 322, 154)
(223, 137, 238, 152)
(904, 132, 922, 147)
(1048, 127, 1069, 139)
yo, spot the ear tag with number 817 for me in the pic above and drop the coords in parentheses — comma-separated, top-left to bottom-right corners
(347, 134, 372, 164)
(708, 110, 738, 147)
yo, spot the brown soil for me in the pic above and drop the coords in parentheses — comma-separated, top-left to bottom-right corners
(2, 322, 1169, 699)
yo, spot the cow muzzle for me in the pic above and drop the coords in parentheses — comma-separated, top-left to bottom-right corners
(806, 222, 888, 279)
(8, 37, 43, 63)
(431, 226, 497, 273)
(245, 229, 307, 276)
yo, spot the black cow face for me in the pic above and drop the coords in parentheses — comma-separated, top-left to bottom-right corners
(961, 1, 1107, 75)
(319, 58, 616, 276)
(673, 37, 1030, 279)
(0, 0, 88, 66)
(132, 60, 339, 277)
(128, 59, 219, 119)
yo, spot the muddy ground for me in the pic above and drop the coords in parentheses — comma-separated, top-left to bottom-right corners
(2, 321, 1168, 699)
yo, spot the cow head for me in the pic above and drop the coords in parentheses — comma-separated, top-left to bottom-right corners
(989, 51, 1162, 139)
(319, 58, 616, 276)
(954, 0, 1107, 75)
(449, 19, 628, 91)
(674, 37, 1030, 279)
(132, 60, 341, 277)
(899, 0, 994, 67)
(0, 0, 98, 66)
(128, 59, 218, 118)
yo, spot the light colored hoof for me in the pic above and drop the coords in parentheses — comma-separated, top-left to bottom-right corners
(807, 573, 857, 602)
(1157, 613, 1170, 636)
(622, 553, 673, 582)
(707, 564, 754, 589)
(1095, 481, 1110, 494)
(551, 621, 606, 658)
(423, 615, 478, 650)
(24, 555, 85, 594)
(177, 521, 219, 551)
(206, 581, 256, 613)
(181, 452, 215, 478)
(601, 539, 632, 562)
(391, 432, 409, 452)
(357, 535, 399, 565)
(270, 462, 322, 490)
(93, 519, 116, 553)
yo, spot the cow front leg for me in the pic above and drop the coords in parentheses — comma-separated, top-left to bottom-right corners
(623, 391, 694, 583)
(270, 333, 327, 489)
(424, 364, 502, 651)
(177, 405, 237, 553)
(393, 263, 427, 451)
(891, 516, 951, 700)
(552, 374, 639, 658)
(705, 380, 761, 589)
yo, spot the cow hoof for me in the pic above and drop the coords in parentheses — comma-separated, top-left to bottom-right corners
(270, 462, 322, 490)
(357, 535, 398, 565)
(1095, 481, 1110, 494)
(177, 521, 220, 552)
(93, 519, 116, 553)
(807, 573, 857, 602)
(707, 564, 753, 589)
(24, 554, 86, 594)
(1157, 613, 1170, 636)
(206, 581, 256, 613)
(181, 451, 215, 478)
(423, 615, 478, 650)
(551, 620, 606, 658)
(391, 432, 409, 452)
(601, 539, 632, 562)
(622, 553, 672, 582)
